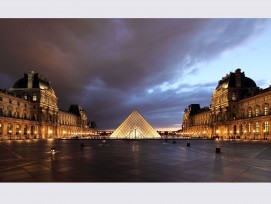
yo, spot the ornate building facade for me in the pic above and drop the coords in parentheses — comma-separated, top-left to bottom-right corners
(182, 68, 271, 140)
(0, 71, 92, 139)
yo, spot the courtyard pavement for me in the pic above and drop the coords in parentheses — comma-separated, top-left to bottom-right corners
(0, 139, 271, 182)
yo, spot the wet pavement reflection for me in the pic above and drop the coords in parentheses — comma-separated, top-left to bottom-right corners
(0, 139, 271, 182)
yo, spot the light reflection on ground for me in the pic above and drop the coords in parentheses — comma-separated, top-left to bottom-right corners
(0, 139, 271, 182)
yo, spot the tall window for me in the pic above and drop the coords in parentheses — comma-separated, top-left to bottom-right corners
(248, 109, 252, 118)
(241, 125, 244, 134)
(16, 124, 20, 135)
(7, 124, 12, 135)
(248, 123, 251, 133)
(255, 108, 259, 117)
(264, 106, 268, 115)
(264, 121, 269, 133)
(0, 97, 2, 102)
(9, 99, 12, 104)
(255, 122, 259, 133)
(0, 108, 3, 116)
(0, 123, 2, 135)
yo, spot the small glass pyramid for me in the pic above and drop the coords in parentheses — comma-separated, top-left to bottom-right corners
(110, 110, 161, 139)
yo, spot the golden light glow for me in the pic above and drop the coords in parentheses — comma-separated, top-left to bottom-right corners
(110, 110, 161, 139)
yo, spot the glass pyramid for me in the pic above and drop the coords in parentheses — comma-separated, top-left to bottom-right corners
(110, 110, 161, 139)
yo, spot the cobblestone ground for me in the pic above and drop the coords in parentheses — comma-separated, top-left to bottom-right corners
(0, 139, 271, 182)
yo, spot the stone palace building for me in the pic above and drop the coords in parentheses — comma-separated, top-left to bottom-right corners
(0, 71, 93, 139)
(182, 68, 271, 140)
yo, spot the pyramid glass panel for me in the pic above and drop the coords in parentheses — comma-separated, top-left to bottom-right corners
(110, 110, 161, 139)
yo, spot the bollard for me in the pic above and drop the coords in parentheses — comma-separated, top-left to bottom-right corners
(51, 147, 56, 152)
(173, 140, 176, 144)
(81, 143, 84, 147)
(216, 147, 221, 153)
(187, 142, 190, 147)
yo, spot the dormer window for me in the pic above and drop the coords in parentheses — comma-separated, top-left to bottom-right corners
(33, 93, 37, 102)
(231, 92, 236, 101)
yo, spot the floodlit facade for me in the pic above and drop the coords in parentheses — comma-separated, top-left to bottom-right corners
(182, 68, 271, 140)
(110, 110, 161, 139)
(0, 71, 93, 139)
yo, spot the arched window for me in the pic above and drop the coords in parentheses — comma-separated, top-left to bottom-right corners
(7, 123, 12, 135)
(23, 125, 27, 135)
(248, 109, 252, 118)
(31, 126, 35, 135)
(264, 106, 269, 115)
(264, 121, 269, 133)
(255, 108, 259, 117)
(255, 122, 259, 133)
(16, 124, 20, 135)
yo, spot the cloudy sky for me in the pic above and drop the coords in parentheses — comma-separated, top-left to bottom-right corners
(0, 19, 270, 130)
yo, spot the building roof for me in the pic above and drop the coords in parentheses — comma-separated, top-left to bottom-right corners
(13, 71, 53, 90)
(216, 68, 257, 89)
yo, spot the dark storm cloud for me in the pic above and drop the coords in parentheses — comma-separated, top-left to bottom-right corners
(0, 19, 269, 129)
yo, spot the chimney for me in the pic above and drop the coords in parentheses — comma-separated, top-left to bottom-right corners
(27, 70, 34, 88)
(235, 68, 241, 88)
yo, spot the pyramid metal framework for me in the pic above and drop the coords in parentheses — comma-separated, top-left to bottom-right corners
(110, 110, 161, 139)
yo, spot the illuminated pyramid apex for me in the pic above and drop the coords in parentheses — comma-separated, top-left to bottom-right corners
(110, 110, 161, 139)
